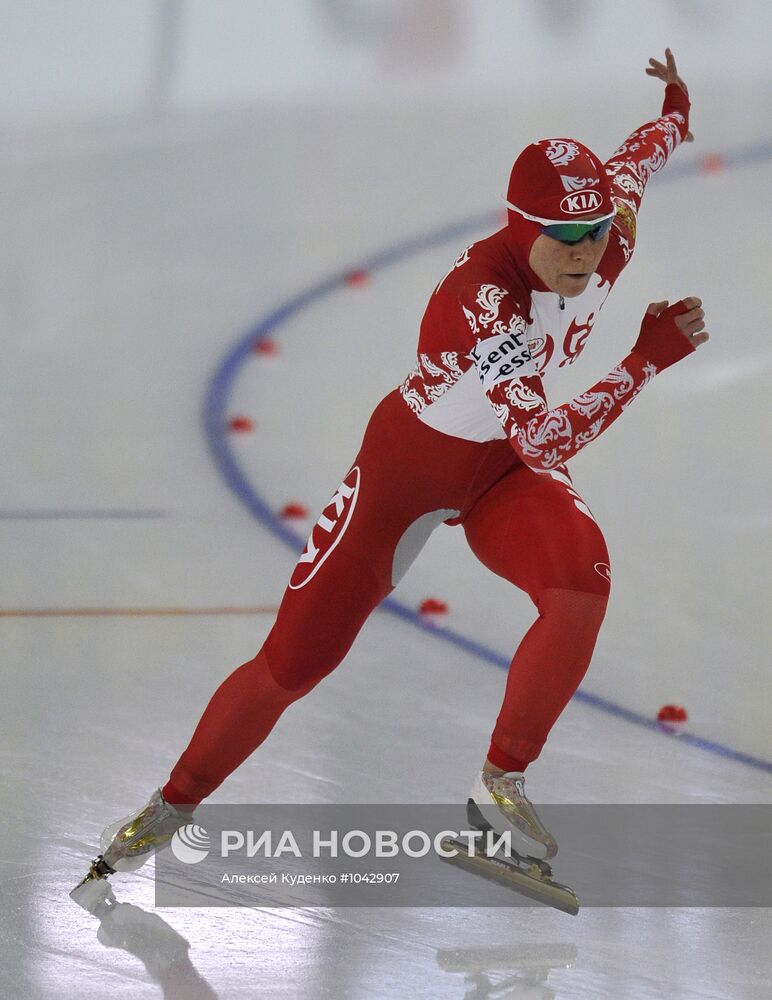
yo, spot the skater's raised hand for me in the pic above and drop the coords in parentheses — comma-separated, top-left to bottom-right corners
(646, 48, 693, 141)
(646, 48, 689, 97)
(632, 297, 709, 372)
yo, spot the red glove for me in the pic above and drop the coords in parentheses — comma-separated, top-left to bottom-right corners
(631, 300, 696, 372)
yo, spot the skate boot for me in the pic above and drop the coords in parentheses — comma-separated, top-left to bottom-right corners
(72, 788, 194, 892)
(438, 771, 577, 914)
(467, 770, 557, 861)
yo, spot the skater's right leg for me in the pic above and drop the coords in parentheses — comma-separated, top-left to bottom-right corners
(76, 542, 387, 890)
(162, 545, 388, 808)
(82, 508, 392, 888)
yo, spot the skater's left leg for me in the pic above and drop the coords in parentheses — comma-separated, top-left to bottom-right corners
(463, 463, 611, 772)
(486, 587, 608, 771)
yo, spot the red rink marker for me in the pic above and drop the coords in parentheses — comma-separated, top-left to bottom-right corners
(419, 598, 449, 625)
(280, 502, 310, 521)
(657, 704, 688, 724)
(701, 154, 726, 174)
(345, 269, 370, 287)
(228, 416, 254, 433)
(253, 338, 279, 357)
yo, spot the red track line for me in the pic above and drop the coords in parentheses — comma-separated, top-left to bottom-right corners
(0, 606, 278, 619)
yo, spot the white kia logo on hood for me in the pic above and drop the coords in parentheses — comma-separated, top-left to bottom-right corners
(560, 190, 603, 215)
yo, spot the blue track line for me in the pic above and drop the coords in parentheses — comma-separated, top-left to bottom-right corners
(203, 140, 772, 777)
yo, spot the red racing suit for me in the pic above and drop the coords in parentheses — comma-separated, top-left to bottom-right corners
(165, 89, 692, 806)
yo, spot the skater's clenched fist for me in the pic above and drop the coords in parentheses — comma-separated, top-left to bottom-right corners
(670, 297, 709, 346)
(631, 297, 709, 372)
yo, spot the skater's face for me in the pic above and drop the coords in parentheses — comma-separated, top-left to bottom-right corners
(528, 221, 610, 297)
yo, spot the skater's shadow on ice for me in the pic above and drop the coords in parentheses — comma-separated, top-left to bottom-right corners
(436, 942, 578, 1000)
(71, 879, 219, 999)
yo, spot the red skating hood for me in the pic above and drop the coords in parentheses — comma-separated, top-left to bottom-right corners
(504, 138, 613, 292)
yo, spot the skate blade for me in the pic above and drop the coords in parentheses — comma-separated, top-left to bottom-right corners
(439, 837, 579, 916)
(70, 855, 115, 897)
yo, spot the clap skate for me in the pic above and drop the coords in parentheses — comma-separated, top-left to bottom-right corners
(71, 788, 193, 895)
(439, 771, 579, 915)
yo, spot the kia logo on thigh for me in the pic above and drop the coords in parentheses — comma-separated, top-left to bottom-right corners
(289, 467, 361, 590)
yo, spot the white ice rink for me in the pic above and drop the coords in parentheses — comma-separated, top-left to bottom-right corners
(1, 2, 771, 998)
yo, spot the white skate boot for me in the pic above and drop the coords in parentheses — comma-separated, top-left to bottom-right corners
(467, 770, 558, 861)
(438, 771, 578, 915)
(72, 788, 194, 893)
